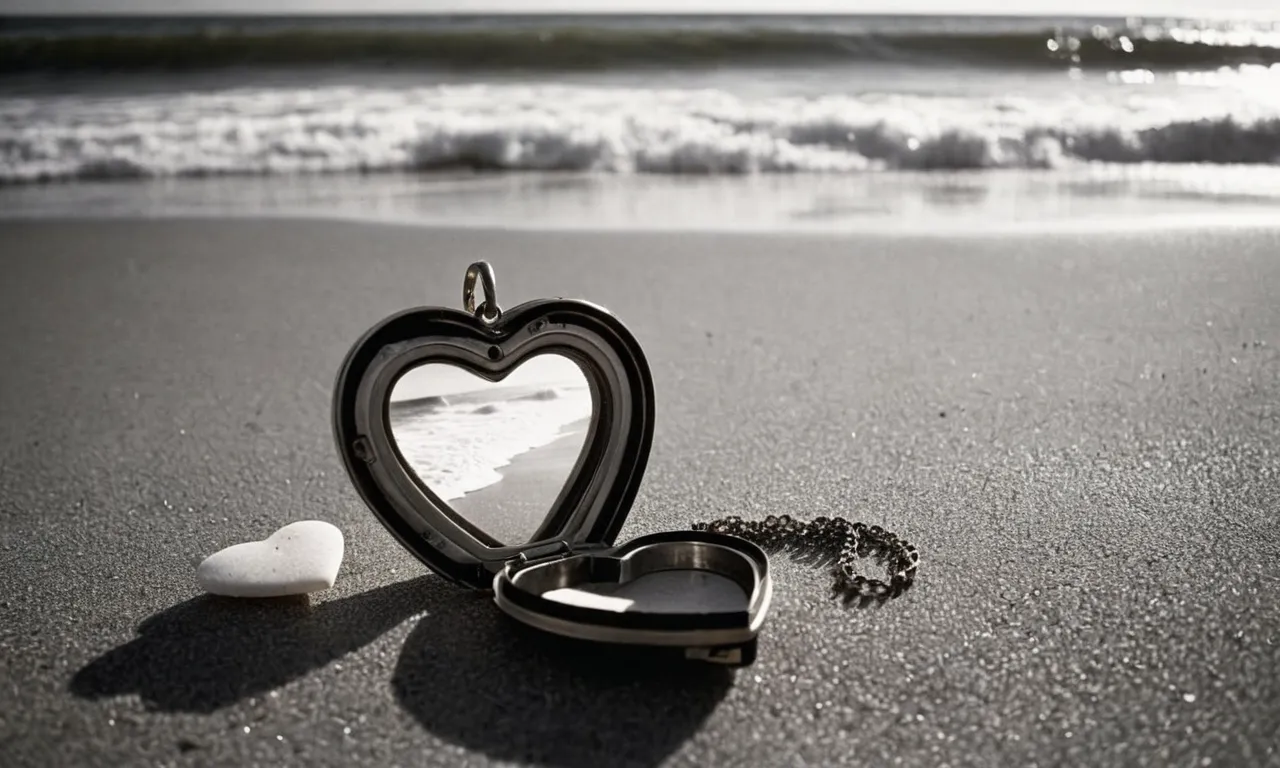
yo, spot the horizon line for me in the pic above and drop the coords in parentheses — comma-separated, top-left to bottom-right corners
(0, 10, 1271, 20)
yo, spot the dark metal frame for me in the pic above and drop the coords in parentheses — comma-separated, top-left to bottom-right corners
(332, 298, 655, 589)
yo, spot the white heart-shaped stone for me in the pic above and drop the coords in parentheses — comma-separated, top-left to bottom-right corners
(197, 521, 344, 598)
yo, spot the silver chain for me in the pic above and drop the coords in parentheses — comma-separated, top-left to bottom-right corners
(691, 514, 920, 600)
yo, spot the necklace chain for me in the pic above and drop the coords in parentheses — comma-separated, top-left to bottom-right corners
(691, 514, 920, 600)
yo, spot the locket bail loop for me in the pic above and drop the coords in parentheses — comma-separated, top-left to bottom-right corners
(463, 261, 502, 325)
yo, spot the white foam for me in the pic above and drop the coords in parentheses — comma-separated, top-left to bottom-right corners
(5, 73, 1280, 183)
(389, 386, 591, 502)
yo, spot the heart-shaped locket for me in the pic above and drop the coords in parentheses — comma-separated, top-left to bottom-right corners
(496, 530, 771, 666)
(332, 263, 771, 665)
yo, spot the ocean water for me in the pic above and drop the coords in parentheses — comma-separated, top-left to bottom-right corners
(3, 13, 1280, 229)
(388, 383, 592, 502)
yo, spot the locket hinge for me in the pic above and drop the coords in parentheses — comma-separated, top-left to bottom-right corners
(507, 540, 607, 572)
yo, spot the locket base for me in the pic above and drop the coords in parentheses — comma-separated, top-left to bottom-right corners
(493, 530, 772, 667)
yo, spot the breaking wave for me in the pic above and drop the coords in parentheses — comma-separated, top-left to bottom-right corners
(388, 384, 591, 502)
(4, 82, 1280, 183)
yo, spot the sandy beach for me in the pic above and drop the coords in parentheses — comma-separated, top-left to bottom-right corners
(1, 217, 1278, 767)
(450, 419, 591, 544)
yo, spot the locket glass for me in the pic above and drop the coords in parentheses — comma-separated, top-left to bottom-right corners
(333, 261, 656, 587)
(388, 355, 594, 545)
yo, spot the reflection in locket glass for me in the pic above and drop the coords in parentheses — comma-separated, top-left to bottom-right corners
(388, 353, 592, 545)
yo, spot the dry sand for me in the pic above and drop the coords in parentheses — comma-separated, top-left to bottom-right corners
(1, 218, 1278, 767)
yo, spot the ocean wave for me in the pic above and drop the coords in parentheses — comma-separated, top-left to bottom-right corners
(393, 394, 451, 412)
(4, 83, 1280, 183)
(3, 22, 1280, 73)
(389, 386, 591, 502)
(514, 389, 562, 401)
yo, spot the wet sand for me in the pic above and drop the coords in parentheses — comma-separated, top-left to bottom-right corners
(451, 420, 590, 544)
(1, 218, 1278, 767)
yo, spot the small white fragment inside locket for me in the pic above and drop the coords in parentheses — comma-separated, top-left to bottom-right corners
(543, 570, 747, 614)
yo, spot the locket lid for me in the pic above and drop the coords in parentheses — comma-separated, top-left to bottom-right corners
(332, 263, 656, 591)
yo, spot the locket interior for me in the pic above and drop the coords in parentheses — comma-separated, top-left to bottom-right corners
(331, 264, 773, 664)
(495, 530, 772, 666)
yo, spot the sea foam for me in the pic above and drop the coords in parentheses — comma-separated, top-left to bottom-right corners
(389, 386, 592, 502)
(4, 77, 1280, 184)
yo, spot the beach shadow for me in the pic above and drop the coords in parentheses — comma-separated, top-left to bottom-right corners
(71, 574, 732, 767)
(69, 575, 449, 713)
(392, 599, 733, 768)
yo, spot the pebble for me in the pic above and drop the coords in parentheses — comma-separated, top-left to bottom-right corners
(197, 520, 344, 598)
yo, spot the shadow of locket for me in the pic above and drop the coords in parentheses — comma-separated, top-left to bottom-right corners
(395, 607, 733, 767)
(70, 575, 732, 768)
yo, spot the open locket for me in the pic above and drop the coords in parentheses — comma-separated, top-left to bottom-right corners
(332, 263, 772, 666)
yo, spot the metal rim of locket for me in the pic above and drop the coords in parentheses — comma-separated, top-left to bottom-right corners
(351, 313, 632, 563)
(493, 531, 774, 654)
(332, 262, 657, 587)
